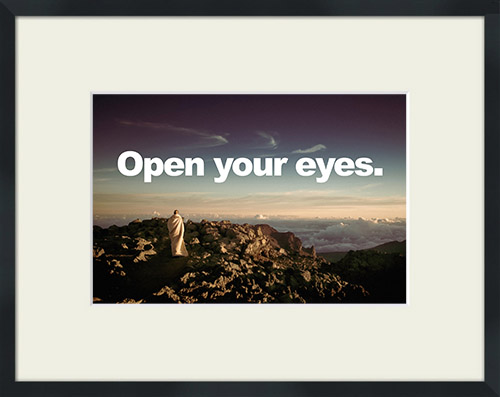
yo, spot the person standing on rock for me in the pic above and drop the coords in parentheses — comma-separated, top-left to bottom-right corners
(167, 210, 188, 257)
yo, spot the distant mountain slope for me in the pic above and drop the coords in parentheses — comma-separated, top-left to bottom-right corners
(368, 240, 406, 255)
(318, 252, 349, 262)
(319, 240, 406, 262)
(325, 249, 406, 303)
(319, 240, 407, 303)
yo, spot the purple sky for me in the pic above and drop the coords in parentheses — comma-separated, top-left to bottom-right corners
(93, 94, 406, 222)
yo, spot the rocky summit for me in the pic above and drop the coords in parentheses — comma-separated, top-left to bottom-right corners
(93, 218, 394, 304)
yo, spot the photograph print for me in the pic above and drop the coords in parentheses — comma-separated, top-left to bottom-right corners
(93, 94, 407, 304)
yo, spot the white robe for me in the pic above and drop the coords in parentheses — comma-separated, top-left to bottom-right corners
(167, 214, 188, 257)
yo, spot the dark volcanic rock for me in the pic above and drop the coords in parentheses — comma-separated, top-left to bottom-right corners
(93, 218, 369, 304)
(326, 250, 406, 303)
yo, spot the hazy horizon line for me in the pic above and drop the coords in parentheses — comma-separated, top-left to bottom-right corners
(93, 213, 407, 228)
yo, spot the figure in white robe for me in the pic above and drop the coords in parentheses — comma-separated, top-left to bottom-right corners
(167, 210, 188, 257)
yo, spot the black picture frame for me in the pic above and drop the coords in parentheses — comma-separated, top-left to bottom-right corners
(1, 1, 498, 396)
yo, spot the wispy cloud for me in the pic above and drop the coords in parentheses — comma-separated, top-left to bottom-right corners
(292, 144, 327, 154)
(94, 167, 116, 173)
(254, 131, 279, 150)
(258, 143, 327, 157)
(117, 119, 229, 148)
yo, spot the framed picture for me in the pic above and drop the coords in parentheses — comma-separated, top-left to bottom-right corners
(1, 1, 498, 396)
(92, 93, 408, 305)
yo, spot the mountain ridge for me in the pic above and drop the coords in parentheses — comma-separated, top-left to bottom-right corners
(319, 240, 406, 262)
(93, 217, 405, 303)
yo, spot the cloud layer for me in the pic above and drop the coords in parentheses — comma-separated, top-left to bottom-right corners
(291, 217, 406, 252)
(221, 217, 405, 252)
